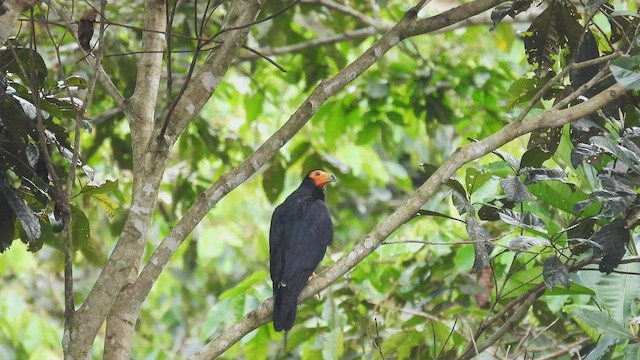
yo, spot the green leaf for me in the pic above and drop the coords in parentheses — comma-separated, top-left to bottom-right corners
(244, 92, 264, 123)
(528, 181, 593, 215)
(199, 298, 233, 340)
(520, 146, 553, 168)
(77, 179, 119, 196)
(79, 237, 103, 265)
(321, 328, 344, 359)
(623, 343, 640, 360)
(610, 56, 640, 90)
(381, 331, 422, 360)
(0, 48, 48, 87)
(465, 167, 491, 195)
(64, 75, 88, 89)
(572, 309, 633, 339)
(355, 122, 380, 145)
(242, 324, 269, 360)
(262, 160, 285, 203)
(219, 271, 268, 300)
(90, 193, 119, 218)
(584, 335, 622, 360)
(76, 180, 120, 217)
(571, 262, 640, 325)
(70, 205, 90, 251)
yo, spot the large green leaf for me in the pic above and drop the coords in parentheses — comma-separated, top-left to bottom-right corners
(610, 56, 640, 90)
(527, 181, 593, 215)
(583, 334, 622, 360)
(219, 271, 268, 300)
(572, 309, 633, 339)
(571, 262, 640, 325)
(70, 205, 90, 251)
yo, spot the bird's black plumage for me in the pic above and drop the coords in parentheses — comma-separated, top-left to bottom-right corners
(269, 169, 335, 332)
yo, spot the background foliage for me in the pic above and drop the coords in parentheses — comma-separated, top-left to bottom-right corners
(1, 0, 640, 359)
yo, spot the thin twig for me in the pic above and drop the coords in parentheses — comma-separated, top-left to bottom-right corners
(436, 318, 457, 360)
(300, 0, 390, 30)
(536, 338, 590, 360)
(460, 289, 544, 360)
(512, 318, 559, 358)
(369, 318, 386, 360)
(207, 0, 301, 42)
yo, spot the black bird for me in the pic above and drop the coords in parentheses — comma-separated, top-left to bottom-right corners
(269, 169, 335, 332)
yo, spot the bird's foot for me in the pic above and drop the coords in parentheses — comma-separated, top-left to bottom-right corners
(308, 272, 322, 300)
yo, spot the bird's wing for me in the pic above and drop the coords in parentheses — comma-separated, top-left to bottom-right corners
(279, 199, 332, 282)
(269, 204, 286, 284)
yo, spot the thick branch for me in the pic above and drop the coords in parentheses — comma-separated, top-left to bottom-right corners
(101, 1, 166, 359)
(128, 0, 166, 162)
(192, 84, 626, 358)
(130, 0, 440, 323)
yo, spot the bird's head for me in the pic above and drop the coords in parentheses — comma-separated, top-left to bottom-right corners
(306, 169, 336, 188)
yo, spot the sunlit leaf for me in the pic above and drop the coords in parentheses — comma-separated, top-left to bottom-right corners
(507, 235, 550, 251)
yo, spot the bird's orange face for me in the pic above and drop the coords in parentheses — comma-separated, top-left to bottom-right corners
(309, 169, 336, 187)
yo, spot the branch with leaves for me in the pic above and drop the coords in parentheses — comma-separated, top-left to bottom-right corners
(188, 80, 625, 358)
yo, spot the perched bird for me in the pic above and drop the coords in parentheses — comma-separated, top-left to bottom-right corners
(269, 169, 336, 332)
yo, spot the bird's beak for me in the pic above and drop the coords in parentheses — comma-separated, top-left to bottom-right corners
(318, 173, 336, 187)
(317, 172, 336, 187)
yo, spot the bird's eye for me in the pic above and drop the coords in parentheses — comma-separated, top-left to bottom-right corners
(315, 171, 321, 176)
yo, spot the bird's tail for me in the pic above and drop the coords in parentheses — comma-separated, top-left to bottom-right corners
(273, 273, 309, 331)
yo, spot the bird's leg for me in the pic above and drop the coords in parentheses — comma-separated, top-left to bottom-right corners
(308, 272, 322, 300)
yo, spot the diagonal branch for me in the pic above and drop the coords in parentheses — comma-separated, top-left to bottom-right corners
(190, 83, 626, 359)
(129, 0, 501, 325)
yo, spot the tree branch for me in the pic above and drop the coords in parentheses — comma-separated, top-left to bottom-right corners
(127, 0, 166, 163)
(101, 0, 166, 358)
(0, 0, 39, 46)
(132, 0, 493, 332)
(460, 289, 545, 360)
(191, 82, 626, 358)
